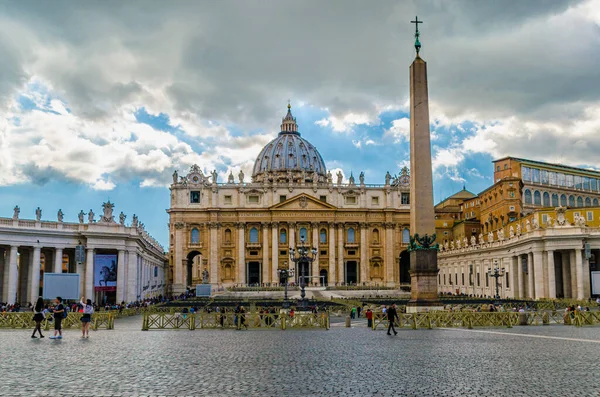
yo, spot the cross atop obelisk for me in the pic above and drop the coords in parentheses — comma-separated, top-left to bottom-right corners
(411, 16, 423, 55)
(406, 16, 442, 313)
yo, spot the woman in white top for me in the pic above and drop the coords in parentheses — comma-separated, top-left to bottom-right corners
(80, 297, 94, 338)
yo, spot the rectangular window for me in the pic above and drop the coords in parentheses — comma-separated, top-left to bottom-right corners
(248, 195, 259, 204)
(486, 273, 489, 287)
(401, 193, 410, 205)
(477, 273, 480, 287)
(280, 250, 287, 256)
(532, 168, 540, 183)
(320, 250, 327, 256)
(575, 175, 583, 189)
(541, 170, 548, 184)
(347, 250, 356, 256)
(542, 214, 548, 224)
(549, 172, 557, 185)
(279, 195, 287, 203)
(592, 179, 598, 191)
(587, 211, 594, 221)
(506, 272, 510, 289)
(345, 196, 357, 205)
(566, 174, 574, 188)
(371, 196, 380, 205)
(190, 191, 201, 203)
(320, 195, 327, 202)
(455, 274, 458, 285)
(443, 274, 446, 285)
(249, 251, 258, 256)
(584, 177, 591, 191)
(224, 195, 232, 205)
(469, 273, 473, 286)
(522, 166, 531, 181)
(558, 173, 566, 186)
(461, 273, 465, 286)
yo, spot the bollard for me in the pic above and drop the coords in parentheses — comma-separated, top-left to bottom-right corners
(345, 316, 351, 328)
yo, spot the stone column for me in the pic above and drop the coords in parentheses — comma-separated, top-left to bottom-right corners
(574, 248, 584, 299)
(53, 248, 63, 273)
(237, 224, 245, 285)
(583, 255, 591, 298)
(289, 222, 296, 249)
(0, 248, 5, 302)
(532, 250, 544, 299)
(173, 222, 185, 294)
(6, 246, 19, 304)
(561, 251, 571, 298)
(514, 256, 522, 299)
(337, 223, 344, 284)
(546, 250, 556, 299)
(262, 223, 270, 285)
(328, 222, 336, 285)
(271, 223, 279, 285)
(360, 223, 368, 285)
(209, 223, 219, 285)
(117, 250, 126, 303)
(85, 248, 94, 299)
(527, 252, 534, 299)
(312, 223, 320, 286)
(384, 223, 394, 287)
(569, 250, 577, 299)
(29, 247, 41, 303)
(127, 251, 138, 302)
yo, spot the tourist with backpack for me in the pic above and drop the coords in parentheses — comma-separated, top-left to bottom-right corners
(50, 297, 65, 339)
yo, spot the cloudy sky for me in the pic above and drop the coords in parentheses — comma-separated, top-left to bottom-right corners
(0, 0, 599, 247)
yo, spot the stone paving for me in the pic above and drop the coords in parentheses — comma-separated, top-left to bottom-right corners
(1, 316, 599, 397)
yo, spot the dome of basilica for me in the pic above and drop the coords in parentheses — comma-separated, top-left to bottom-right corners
(252, 104, 327, 183)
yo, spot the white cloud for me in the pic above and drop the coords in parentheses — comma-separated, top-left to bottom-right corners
(385, 117, 410, 142)
(316, 112, 377, 133)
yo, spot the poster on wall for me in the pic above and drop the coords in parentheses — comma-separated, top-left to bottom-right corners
(95, 254, 118, 291)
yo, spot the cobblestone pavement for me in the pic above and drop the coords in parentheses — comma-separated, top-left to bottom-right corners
(2, 317, 599, 397)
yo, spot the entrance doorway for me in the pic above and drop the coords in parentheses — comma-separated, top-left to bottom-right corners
(345, 261, 358, 284)
(186, 251, 202, 287)
(320, 269, 328, 286)
(399, 250, 410, 285)
(247, 262, 261, 285)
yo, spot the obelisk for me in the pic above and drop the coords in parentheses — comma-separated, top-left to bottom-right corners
(407, 16, 442, 312)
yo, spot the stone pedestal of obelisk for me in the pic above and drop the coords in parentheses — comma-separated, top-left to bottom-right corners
(406, 54, 443, 313)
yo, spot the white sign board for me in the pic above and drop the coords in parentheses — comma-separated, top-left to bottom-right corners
(43, 273, 80, 300)
(591, 271, 600, 295)
(196, 284, 212, 297)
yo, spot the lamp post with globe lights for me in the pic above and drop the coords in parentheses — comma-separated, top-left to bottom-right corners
(487, 260, 505, 301)
(289, 239, 317, 309)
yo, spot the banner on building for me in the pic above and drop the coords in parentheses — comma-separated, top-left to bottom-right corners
(94, 254, 118, 292)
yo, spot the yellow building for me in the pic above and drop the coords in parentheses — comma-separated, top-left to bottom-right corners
(167, 105, 419, 293)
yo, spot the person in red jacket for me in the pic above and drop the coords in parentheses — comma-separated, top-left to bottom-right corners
(365, 308, 373, 329)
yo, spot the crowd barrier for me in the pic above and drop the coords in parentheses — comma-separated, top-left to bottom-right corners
(0, 312, 114, 331)
(371, 310, 600, 330)
(142, 311, 330, 331)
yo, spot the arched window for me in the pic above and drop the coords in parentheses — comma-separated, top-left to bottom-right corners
(402, 228, 410, 244)
(551, 194, 559, 207)
(279, 229, 287, 244)
(299, 227, 308, 242)
(577, 196, 584, 207)
(347, 228, 355, 243)
(594, 198, 599, 206)
(319, 229, 327, 244)
(560, 194, 567, 206)
(191, 228, 200, 244)
(569, 195, 575, 207)
(373, 228, 380, 243)
(533, 191, 541, 205)
(524, 189, 532, 204)
(543, 192, 550, 206)
(585, 197, 591, 207)
(224, 229, 232, 243)
(249, 227, 259, 243)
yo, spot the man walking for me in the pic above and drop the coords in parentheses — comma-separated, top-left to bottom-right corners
(387, 303, 399, 336)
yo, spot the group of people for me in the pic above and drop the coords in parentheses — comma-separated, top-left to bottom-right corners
(29, 296, 94, 339)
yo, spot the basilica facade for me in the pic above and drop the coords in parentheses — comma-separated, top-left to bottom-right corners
(167, 105, 414, 293)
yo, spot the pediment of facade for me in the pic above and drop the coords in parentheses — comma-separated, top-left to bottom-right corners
(270, 194, 338, 211)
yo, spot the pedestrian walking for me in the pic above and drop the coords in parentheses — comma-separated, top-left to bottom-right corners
(387, 304, 399, 336)
(80, 297, 94, 338)
(351, 307, 357, 319)
(31, 297, 45, 338)
(365, 308, 373, 329)
(49, 297, 64, 340)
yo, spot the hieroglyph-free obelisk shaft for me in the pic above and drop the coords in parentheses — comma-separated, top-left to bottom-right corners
(407, 17, 442, 312)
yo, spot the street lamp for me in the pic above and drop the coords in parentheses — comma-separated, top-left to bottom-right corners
(289, 239, 317, 309)
(277, 263, 294, 309)
(487, 261, 505, 300)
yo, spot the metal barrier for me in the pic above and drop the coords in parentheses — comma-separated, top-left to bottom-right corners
(142, 311, 330, 331)
(0, 312, 114, 330)
(370, 310, 600, 330)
